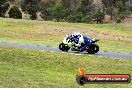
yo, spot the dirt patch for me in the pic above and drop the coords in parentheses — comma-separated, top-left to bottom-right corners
(0, 23, 131, 42)
(35, 24, 132, 41)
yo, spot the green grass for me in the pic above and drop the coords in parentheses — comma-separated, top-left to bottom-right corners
(0, 46, 132, 88)
(0, 18, 131, 88)
(0, 38, 58, 47)
(43, 21, 132, 36)
(0, 18, 132, 54)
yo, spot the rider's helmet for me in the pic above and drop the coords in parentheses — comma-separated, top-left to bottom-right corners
(76, 32, 82, 38)
(72, 32, 82, 38)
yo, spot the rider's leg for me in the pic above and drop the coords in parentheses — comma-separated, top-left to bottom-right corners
(80, 41, 91, 52)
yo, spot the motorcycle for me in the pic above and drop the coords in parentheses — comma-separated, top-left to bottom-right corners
(59, 37, 100, 54)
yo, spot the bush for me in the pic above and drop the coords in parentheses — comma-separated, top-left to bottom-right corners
(67, 12, 85, 23)
(117, 4, 128, 20)
(91, 10, 105, 24)
(67, 15, 76, 22)
(8, 6, 22, 19)
(52, 3, 70, 21)
(0, 1, 10, 17)
(82, 15, 92, 23)
(75, 12, 84, 22)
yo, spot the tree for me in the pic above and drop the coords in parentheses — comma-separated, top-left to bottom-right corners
(91, 9, 105, 24)
(70, 0, 79, 14)
(61, 0, 70, 8)
(0, 0, 10, 17)
(116, 3, 128, 22)
(52, 1, 70, 21)
(21, 0, 41, 20)
(102, 0, 128, 20)
(39, 0, 56, 20)
(80, 0, 94, 15)
(8, 6, 22, 19)
(82, 15, 92, 23)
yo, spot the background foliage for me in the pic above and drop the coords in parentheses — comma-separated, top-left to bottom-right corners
(0, 0, 131, 23)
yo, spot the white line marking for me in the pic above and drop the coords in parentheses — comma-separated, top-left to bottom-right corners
(50, 51, 55, 52)
(61, 52, 66, 53)
(75, 54, 82, 55)
(69, 53, 74, 54)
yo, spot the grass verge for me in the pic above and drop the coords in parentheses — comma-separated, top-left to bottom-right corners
(0, 46, 132, 88)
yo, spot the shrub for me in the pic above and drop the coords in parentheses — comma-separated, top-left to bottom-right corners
(82, 15, 92, 23)
(0, 1, 10, 17)
(75, 12, 84, 22)
(67, 15, 76, 22)
(91, 10, 105, 24)
(52, 3, 70, 21)
(8, 6, 22, 19)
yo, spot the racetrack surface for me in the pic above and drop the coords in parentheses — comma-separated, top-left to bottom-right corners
(0, 42, 132, 59)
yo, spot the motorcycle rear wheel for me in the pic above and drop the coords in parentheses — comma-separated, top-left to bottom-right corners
(87, 44, 99, 54)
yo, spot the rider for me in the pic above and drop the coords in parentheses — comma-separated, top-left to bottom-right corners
(71, 32, 92, 52)
(64, 32, 92, 52)
(64, 32, 80, 44)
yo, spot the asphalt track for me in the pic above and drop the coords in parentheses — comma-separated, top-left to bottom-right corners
(0, 42, 132, 59)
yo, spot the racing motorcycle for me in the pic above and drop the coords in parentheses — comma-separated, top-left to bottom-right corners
(59, 37, 100, 54)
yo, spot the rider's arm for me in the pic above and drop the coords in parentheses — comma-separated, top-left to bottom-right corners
(78, 36, 84, 46)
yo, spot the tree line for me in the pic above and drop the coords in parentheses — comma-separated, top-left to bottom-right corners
(0, 0, 132, 23)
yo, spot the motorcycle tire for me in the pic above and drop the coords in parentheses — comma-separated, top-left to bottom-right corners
(59, 43, 64, 51)
(59, 43, 70, 52)
(87, 44, 99, 54)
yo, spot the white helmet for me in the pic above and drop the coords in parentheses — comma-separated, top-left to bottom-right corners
(72, 32, 82, 38)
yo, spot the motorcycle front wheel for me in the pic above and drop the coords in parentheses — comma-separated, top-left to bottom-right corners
(59, 43, 70, 52)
